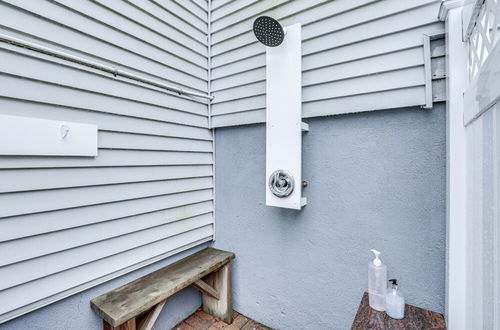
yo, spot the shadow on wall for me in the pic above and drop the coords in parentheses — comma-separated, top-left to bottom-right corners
(213, 105, 446, 330)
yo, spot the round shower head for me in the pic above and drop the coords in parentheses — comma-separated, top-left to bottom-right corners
(253, 16, 285, 47)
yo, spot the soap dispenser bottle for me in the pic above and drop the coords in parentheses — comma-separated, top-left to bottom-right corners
(385, 279, 405, 319)
(368, 249, 387, 311)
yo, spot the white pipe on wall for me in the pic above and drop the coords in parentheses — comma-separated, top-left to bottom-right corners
(0, 33, 214, 101)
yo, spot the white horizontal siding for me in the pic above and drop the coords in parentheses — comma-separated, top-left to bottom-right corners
(0, 98, 210, 140)
(211, 87, 427, 127)
(0, 211, 214, 290)
(0, 212, 214, 270)
(0, 190, 214, 242)
(129, 0, 208, 45)
(0, 1, 207, 90)
(0, 232, 213, 322)
(0, 177, 213, 218)
(0, 150, 212, 169)
(0, 165, 213, 193)
(212, 47, 426, 92)
(210, 0, 445, 127)
(0, 47, 208, 118)
(212, 66, 425, 109)
(0, 0, 212, 324)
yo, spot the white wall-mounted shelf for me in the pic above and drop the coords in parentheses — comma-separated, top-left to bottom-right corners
(0, 114, 98, 157)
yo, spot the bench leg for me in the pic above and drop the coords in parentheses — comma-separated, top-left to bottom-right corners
(137, 300, 166, 330)
(202, 263, 233, 324)
(103, 318, 136, 330)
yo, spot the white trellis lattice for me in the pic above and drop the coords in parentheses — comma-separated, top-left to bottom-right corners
(467, 0, 500, 79)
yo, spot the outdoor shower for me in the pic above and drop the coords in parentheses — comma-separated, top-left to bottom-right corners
(253, 16, 307, 210)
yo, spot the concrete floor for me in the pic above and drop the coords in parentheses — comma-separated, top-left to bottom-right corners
(173, 309, 271, 330)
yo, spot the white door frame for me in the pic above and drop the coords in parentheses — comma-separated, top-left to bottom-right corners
(441, 0, 500, 328)
(439, 1, 468, 329)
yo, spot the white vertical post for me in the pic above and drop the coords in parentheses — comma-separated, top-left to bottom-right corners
(443, 4, 468, 329)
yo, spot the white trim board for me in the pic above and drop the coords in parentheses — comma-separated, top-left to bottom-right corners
(442, 4, 468, 330)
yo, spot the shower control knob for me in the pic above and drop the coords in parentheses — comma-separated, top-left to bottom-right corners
(269, 169, 294, 198)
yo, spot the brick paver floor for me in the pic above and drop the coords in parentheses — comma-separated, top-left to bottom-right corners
(173, 309, 272, 330)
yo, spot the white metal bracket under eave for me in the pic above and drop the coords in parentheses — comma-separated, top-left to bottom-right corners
(266, 23, 306, 210)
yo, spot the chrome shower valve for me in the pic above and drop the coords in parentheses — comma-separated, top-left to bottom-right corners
(268, 169, 295, 197)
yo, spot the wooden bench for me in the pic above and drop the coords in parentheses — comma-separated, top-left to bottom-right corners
(351, 292, 446, 329)
(90, 248, 235, 330)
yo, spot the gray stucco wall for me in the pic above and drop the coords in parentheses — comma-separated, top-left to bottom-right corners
(213, 104, 446, 329)
(0, 244, 207, 330)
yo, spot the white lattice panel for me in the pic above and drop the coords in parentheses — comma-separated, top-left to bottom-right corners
(468, 0, 500, 79)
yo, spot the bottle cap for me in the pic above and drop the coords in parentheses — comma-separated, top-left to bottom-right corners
(370, 249, 382, 266)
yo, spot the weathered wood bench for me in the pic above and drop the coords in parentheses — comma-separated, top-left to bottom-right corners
(90, 248, 235, 330)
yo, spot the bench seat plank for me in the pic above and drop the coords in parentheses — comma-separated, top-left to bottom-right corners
(91, 248, 235, 327)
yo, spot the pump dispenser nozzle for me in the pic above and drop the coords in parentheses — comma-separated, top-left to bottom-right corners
(370, 249, 382, 266)
(389, 279, 398, 289)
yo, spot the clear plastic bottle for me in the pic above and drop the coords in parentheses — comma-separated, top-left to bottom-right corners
(385, 279, 405, 319)
(368, 249, 387, 311)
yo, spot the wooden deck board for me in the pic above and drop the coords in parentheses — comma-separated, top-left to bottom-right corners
(174, 309, 271, 330)
(91, 248, 235, 327)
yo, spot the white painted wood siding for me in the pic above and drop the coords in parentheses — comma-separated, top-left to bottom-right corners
(0, 0, 212, 323)
(210, 0, 445, 128)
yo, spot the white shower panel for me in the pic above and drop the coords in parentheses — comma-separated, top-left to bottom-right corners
(266, 23, 305, 210)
